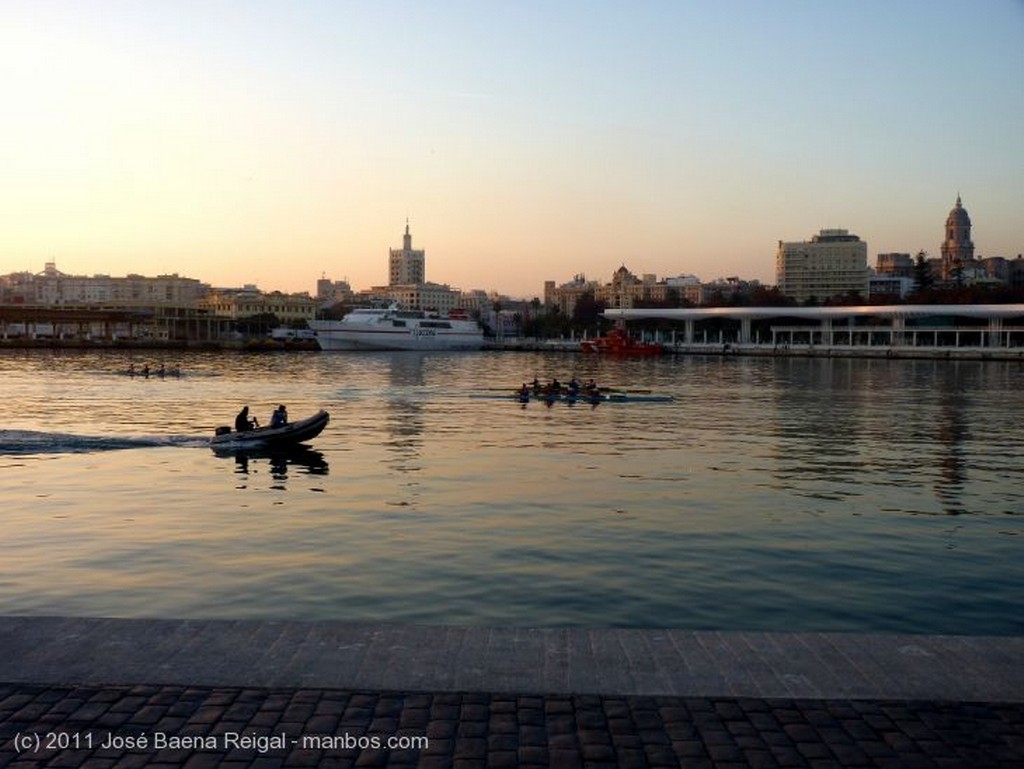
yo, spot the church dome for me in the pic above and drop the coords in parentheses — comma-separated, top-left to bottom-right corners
(946, 195, 971, 228)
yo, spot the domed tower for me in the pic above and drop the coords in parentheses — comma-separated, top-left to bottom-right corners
(940, 195, 974, 281)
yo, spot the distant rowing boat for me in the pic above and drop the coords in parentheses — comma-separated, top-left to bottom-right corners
(468, 392, 673, 404)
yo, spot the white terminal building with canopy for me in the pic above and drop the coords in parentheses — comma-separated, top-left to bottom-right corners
(601, 196, 1024, 357)
(602, 304, 1024, 357)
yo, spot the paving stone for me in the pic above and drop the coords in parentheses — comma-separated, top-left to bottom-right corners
(517, 725, 545, 747)
(545, 749, 583, 769)
(398, 707, 430, 730)
(673, 738, 707, 758)
(546, 732, 577, 751)
(0, 683, 1021, 768)
(487, 714, 516, 735)
(516, 745, 547, 764)
(425, 720, 457, 740)
(543, 699, 573, 716)
(458, 704, 488, 723)
(485, 733, 517, 752)
(452, 736, 487, 759)
(484, 748, 517, 769)
(488, 698, 516, 714)
(455, 720, 486, 739)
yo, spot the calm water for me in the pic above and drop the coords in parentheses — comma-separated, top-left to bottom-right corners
(2, 349, 1022, 634)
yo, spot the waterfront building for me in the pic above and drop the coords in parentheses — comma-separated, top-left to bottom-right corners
(316, 276, 354, 306)
(597, 266, 670, 308)
(868, 274, 914, 299)
(1008, 256, 1024, 290)
(198, 287, 316, 324)
(702, 276, 766, 304)
(544, 274, 601, 317)
(980, 257, 1008, 283)
(775, 229, 869, 303)
(876, 253, 914, 278)
(665, 274, 706, 305)
(603, 303, 1024, 354)
(2, 261, 204, 307)
(545, 267, 706, 317)
(0, 261, 224, 343)
(940, 195, 975, 281)
(370, 281, 461, 315)
(458, 289, 491, 314)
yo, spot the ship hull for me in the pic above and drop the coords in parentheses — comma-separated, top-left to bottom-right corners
(310, 322, 484, 351)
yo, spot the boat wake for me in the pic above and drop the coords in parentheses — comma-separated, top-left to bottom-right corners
(0, 429, 209, 456)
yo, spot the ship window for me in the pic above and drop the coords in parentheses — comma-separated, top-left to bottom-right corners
(392, 320, 406, 327)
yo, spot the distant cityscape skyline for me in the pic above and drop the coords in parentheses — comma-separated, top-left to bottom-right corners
(1, 3, 1020, 297)
(6, 193, 1020, 304)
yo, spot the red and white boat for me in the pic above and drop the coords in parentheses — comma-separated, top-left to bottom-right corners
(580, 328, 665, 356)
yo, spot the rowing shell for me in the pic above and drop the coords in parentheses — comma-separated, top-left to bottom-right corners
(468, 393, 673, 403)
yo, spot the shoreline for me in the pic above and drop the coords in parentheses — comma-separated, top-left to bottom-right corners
(487, 340, 1024, 361)
(3, 337, 1024, 360)
(0, 338, 319, 352)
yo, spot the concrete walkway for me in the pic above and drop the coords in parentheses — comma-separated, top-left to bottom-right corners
(1, 617, 1022, 767)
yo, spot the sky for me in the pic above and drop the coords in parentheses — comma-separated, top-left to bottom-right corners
(1, 1, 1021, 299)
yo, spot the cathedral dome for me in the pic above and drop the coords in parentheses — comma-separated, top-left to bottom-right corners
(946, 195, 971, 228)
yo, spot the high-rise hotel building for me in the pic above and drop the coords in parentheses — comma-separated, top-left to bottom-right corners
(371, 222, 460, 314)
(389, 220, 425, 285)
(776, 229, 868, 303)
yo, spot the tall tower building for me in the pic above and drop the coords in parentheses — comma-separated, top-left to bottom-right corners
(389, 220, 425, 286)
(940, 195, 974, 281)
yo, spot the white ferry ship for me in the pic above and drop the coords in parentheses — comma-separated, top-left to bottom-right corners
(309, 305, 485, 351)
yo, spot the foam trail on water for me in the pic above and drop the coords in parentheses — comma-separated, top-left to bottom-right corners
(0, 430, 209, 455)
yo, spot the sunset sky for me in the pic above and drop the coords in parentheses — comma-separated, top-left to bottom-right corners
(1, 1, 1021, 299)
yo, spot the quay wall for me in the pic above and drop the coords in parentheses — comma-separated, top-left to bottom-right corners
(485, 339, 1024, 361)
(670, 343, 1024, 361)
(3, 336, 1023, 360)
(0, 337, 318, 351)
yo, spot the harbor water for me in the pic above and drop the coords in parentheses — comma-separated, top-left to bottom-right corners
(2, 349, 1022, 634)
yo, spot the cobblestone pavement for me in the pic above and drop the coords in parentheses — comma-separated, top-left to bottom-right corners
(1, 683, 1021, 769)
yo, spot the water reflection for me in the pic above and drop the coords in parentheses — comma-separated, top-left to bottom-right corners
(383, 354, 426, 473)
(214, 446, 329, 481)
(769, 358, 870, 490)
(3, 349, 1023, 632)
(935, 384, 969, 516)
